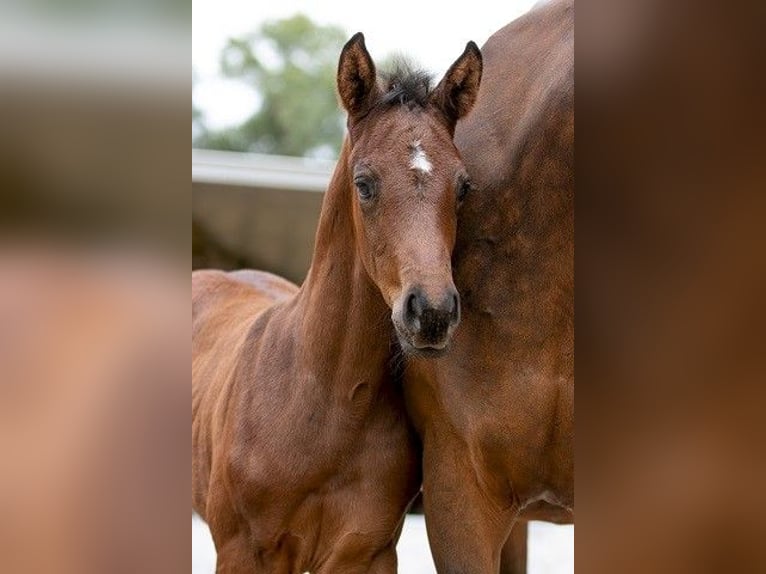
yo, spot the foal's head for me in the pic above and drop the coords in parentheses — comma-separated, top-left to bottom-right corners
(337, 33, 482, 355)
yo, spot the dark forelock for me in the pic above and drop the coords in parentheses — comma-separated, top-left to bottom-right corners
(378, 59, 434, 109)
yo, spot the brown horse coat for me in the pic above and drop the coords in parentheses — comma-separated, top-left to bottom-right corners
(0, 249, 187, 574)
(403, 2, 574, 572)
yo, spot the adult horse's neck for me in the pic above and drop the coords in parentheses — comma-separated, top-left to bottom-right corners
(294, 138, 393, 401)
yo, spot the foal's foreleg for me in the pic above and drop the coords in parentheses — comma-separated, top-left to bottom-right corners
(365, 545, 398, 574)
(213, 530, 254, 574)
(214, 532, 294, 574)
(314, 540, 398, 574)
(208, 507, 292, 574)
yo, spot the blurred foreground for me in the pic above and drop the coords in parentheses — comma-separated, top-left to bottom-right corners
(0, 247, 188, 573)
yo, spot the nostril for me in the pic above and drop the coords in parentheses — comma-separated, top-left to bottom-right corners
(451, 293, 460, 320)
(406, 292, 417, 317)
(405, 291, 423, 326)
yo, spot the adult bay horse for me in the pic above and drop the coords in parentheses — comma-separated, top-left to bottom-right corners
(192, 33, 482, 573)
(403, 2, 574, 572)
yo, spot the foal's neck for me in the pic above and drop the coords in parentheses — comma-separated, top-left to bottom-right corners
(295, 139, 394, 400)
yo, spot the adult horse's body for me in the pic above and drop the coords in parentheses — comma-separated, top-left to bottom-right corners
(192, 34, 482, 573)
(404, 2, 574, 572)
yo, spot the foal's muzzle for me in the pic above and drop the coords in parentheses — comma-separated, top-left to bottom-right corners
(395, 284, 460, 354)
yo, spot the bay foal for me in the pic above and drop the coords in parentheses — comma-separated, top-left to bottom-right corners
(404, 2, 574, 572)
(192, 34, 481, 573)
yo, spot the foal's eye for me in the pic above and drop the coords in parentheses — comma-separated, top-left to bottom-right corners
(354, 177, 376, 201)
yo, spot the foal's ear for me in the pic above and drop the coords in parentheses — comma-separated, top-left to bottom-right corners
(430, 41, 483, 132)
(337, 33, 378, 119)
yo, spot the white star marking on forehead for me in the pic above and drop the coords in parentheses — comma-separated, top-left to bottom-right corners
(409, 140, 433, 175)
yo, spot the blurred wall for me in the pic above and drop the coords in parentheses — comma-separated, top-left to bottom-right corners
(192, 150, 332, 283)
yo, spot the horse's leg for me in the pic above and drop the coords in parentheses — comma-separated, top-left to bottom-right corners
(314, 539, 396, 574)
(207, 502, 288, 574)
(212, 529, 254, 574)
(318, 546, 396, 574)
(214, 529, 294, 574)
(360, 512, 406, 574)
(422, 441, 513, 574)
(203, 489, 252, 574)
(365, 545, 398, 574)
(499, 520, 528, 574)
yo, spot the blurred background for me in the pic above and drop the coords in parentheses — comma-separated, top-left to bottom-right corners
(0, 0, 188, 250)
(192, 0, 574, 572)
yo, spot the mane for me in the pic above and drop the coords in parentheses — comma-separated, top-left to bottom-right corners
(378, 59, 434, 109)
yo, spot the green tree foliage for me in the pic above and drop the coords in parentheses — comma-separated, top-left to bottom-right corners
(194, 14, 347, 158)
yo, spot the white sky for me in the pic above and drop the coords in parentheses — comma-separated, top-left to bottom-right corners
(193, 0, 537, 129)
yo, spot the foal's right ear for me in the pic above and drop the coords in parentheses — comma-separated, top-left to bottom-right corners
(430, 41, 483, 133)
(337, 33, 378, 119)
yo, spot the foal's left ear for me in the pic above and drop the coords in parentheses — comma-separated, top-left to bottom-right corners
(430, 41, 483, 132)
(337, 32, 378, 120)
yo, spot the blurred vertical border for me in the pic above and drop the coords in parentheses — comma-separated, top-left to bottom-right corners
(0, 1, 189, 572)
(576, 0, 766, 571)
